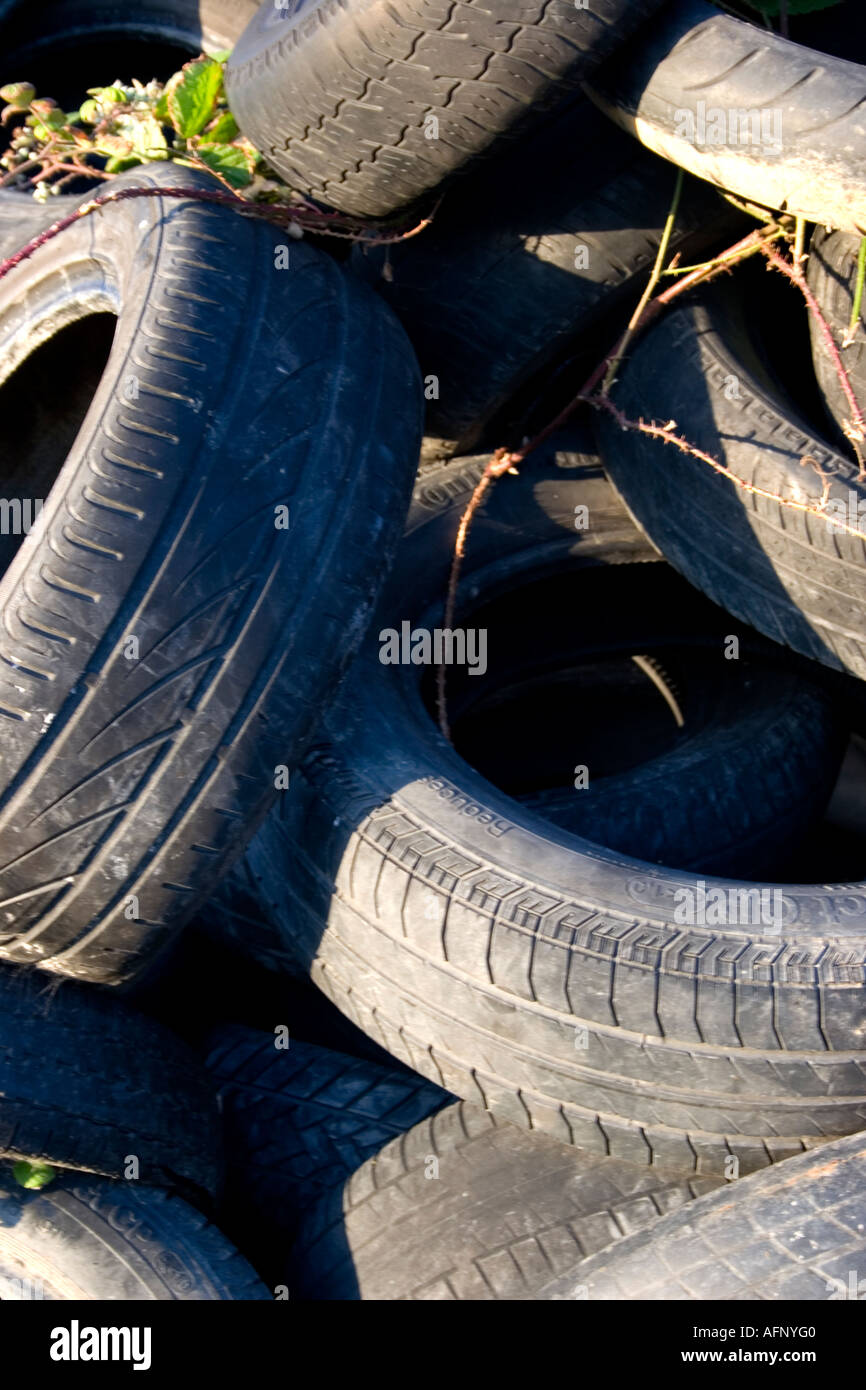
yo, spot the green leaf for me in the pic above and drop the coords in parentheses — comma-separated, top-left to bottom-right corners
(195, 142, 254, 187)
(104, 154, 142, 173)
(86, 85, 126, 109)
(28, 100, 65, 131)
(153, 89, 170, 123)
(165, 56, 223, 138)
(0, 81, 35, 108)
(13, 1160, 55, 1190)
(206, 111, 239, 142)
(128, 113, 169, 161)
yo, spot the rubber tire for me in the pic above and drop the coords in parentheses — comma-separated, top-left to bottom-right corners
(205, 1026, 448, 1263)
(0, 1168, 269, 1300)
(224, 0, 668, 220)
(538, 1130, 866, 1301)
(352, 97, 742, 456)
(586, 0, 866, 234)
(0, 965, 221, 1199)
(806, 225, 866, 448)
(217, 435, 866, 1179)
(0, 162, 422, 986)
(595, 280, 866, 683)
(0, 192, 73, 259)
(517, 651, 844, 876)
(292, 1099, 724, 1300)
(0, 0, 259, 63)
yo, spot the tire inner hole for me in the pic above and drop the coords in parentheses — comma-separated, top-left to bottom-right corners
(422, 565, 740, 797)
(2, 37, 197, 110)
(419, 564, 866, 881)
(0, 312, 117, 574)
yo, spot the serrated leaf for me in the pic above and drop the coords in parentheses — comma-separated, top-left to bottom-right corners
(206, 111, 239, 142)
(153, 90, 170, 123)
(195, 142, 254, 187)
(165, 56, 223, 138)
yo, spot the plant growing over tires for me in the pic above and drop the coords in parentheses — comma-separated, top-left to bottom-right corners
(0, 54, 272, 197)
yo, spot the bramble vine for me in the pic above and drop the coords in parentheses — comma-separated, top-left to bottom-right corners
(437, 202, 866, 737)
(0, 54, 434, 243)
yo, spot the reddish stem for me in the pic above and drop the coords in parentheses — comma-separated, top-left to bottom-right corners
(762, 241, 866, 473)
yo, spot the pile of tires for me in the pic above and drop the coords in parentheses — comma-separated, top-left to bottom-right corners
(0, 0, 864, 1305)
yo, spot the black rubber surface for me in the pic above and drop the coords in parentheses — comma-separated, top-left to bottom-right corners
(225, 0, 668, 219)
(0, 0, 255, 51)
(292, 1096, 723, 1300)
(807, 224, 866, 448)
(538, 1130, 866, 1301)
(0, 1167, 269, 1300)
(0, 192, 68, 260)
(205, 1025, 448, 1256)
(0, 965, 221, 1198)
(0, 0, 258, 104)
(0, 163, 422, 986)
(352, 97, 742, 456)
(588, 0, 866, 233)
(516, 648, 843, 875)
(596, 279, 866, 683)
(216, 435, 866, 1179)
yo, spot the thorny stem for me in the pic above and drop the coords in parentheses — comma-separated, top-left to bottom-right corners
(592, 395, 866, 542)
(435, 214, 776, 737)
(762, 241, 866, 473)
(584, 225, 784, 407)
(0, 182, 438, 286)
(437, 220, 866, 735)
(436, 449, 517, 739)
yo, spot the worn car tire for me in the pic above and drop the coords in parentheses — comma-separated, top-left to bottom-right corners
(217, 435, 866, 1179)
(353, 98, 742, 456)
(0, 1169, 269, 1300)
(0, 965, 221, 1198)
(538, 1130, 866, 1301)
(205, 1026, 447, 1247)
(0, 0, 259, 83)
(224, 0, 668, 219)
(806, 225, 866, 448)
(292, 1098, 723, 1300)
(588, 0, 866, 234)
(517, 648, 844, 876)
(596, 281, 866, 682)
(0, 192, 73, 259)
(0, 163, 422, 986)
